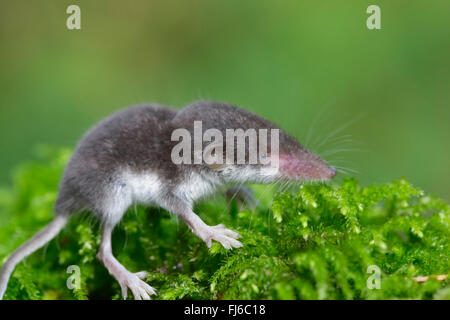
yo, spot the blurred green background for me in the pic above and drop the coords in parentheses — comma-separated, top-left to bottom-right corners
(0, 1, 449, 199)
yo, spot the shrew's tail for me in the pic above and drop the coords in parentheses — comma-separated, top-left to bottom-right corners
(0, 214, 69, 299)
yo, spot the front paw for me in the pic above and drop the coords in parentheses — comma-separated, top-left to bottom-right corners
(202, 224, 243, 249)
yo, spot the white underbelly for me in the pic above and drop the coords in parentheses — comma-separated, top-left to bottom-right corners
(121, 170, 162, 205)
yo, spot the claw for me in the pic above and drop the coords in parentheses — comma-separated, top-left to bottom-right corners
(135, 271, 148, 280)
(119, 271, 157, 300)
(122, 286, 128, 300)
(203, 224, 243, 249)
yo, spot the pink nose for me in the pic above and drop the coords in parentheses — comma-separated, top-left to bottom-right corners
(279, 153, 336, 181)
(327, 166, 337, 179)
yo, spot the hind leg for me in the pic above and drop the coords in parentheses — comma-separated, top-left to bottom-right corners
(97, 223, 156, 300)
(226, 186, 259, 210)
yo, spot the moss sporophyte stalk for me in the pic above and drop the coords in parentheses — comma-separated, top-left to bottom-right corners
(0, 147, 448, 299)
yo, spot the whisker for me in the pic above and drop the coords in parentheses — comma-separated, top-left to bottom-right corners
(313, 113, 365, 151)
(304, 100, 336, 147)
(320, 148, 366, 157)
(333, 165, 359, 174)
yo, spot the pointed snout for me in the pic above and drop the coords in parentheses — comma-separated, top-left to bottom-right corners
(279, 153, 337, 181)
(324, 165, 337, 180)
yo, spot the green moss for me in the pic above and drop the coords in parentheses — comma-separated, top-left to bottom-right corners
(0, 147, 448, 300)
